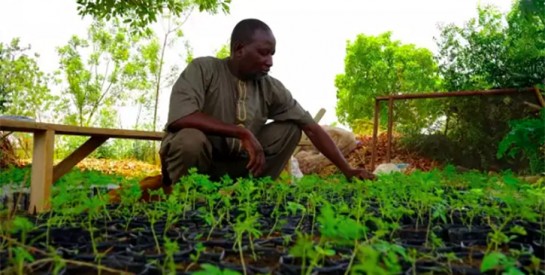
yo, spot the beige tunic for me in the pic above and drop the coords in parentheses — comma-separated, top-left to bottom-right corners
(164, 56, 315, 155)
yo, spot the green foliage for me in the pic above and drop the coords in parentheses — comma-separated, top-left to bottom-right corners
(437, 4, 544, 91)
(193, 264, 240, 275)
(54, 20, 173, 161)
(497, 108, 545, 174)
(0, 166, 138, 188)
(436, 6, 508, 91)
(518, 0, 545, 25)
(140, 15, 189, 134)
(215, 43, 230, 59)
(481, 252, 524, 274)
(2, 168, 544, 273)
(8, 216, 34, 235)
(335, 32, 442, 135)
(56, 20, 153, 127)
(426, 2, 545, 171)
(0, 38, 55, 119)
(317, 203, 366, 244)
(76, 0, 232, 33)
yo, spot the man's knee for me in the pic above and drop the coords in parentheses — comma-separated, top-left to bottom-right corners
(285, 122, 302, 141)
(259, 121, 302, 155)
(160, 128, 211, 185)
(167, 128, 210, 157)
(280, 122, 302, 150)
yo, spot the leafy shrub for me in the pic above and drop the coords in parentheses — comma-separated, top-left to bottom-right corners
(497, 108, 545, 174)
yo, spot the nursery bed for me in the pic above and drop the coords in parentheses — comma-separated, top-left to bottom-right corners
(1, 167, 544, 274)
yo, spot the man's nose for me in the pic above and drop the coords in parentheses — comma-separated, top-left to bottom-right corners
(265, 56, 273, 67)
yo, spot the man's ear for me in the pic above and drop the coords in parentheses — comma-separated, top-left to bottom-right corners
(233, 42, 245, 58)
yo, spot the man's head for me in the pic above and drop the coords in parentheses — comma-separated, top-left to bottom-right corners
(229, 18, 276, 80)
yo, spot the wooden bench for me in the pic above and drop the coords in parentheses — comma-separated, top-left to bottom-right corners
(1, 109, 326, 214)
(0, 118, 163, 214)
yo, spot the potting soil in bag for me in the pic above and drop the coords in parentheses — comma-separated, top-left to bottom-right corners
(295, 125, 357, 174)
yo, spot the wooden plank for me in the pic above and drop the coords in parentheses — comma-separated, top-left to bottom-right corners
(375, 87, 534, 101)
(386, 97, 394, 162)
(29, 130, 55, 214)
(523, 101, 543, 111)
(371, 100, 380, 169)
(313, 108, 326, 124)
(534, 86, 545, 107)
(0, 118, 164, 140)
(53, 136, 109, 183)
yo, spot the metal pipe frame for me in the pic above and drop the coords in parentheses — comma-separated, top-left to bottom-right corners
(370, 87, 540, 169)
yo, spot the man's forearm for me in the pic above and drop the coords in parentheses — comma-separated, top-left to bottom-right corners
(167, 112, 248, 139)
(302, 123, 351, 173)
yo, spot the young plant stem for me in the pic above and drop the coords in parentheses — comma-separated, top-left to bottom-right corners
(425, 208, 432, 249)
(305, 240, 325, 275)
(45, 211, 53, 247)
(88, 218, 97, 255)
(267, 212, 280, 238)
(149, 213, 161, 254)
(1, 236, 131, 274)
(151, 226, 161, 254)
(237, 235, 247, 275)
(207, 212, 225, 240)
(344, 239, 359, 275)
(249, 235, 257, 261)
(296, 213, 305, 232)
(267, 197, 282, 237)
(310, 204, 317, 236)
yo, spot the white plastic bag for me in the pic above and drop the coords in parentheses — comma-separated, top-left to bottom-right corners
(373, 163, 409, 175)
(290, 156, 304, 179)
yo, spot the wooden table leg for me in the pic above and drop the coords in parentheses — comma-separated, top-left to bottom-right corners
(371, 99, 380, 169)
(29, 130, 55, 214)
(53, 136, 109, 182)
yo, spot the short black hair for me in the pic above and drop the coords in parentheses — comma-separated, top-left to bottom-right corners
(230, 19, 271, 52)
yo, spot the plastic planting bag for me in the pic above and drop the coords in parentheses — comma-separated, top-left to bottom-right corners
(373, 163, 409, 175)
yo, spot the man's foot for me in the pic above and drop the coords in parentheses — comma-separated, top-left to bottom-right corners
(108, 174, 172, 203)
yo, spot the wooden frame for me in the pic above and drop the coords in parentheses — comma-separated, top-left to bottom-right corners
(370, 87, 543, 169)
(0, 118, 163, 214)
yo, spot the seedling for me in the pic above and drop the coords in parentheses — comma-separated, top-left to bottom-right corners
(185, 242, 205, 272)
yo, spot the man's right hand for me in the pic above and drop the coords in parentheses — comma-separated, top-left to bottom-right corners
(169, 112, 266, 176)
(239, 128, 266, 177)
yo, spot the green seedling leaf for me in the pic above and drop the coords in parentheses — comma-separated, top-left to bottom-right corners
(193, 263, 241, 275)
(315, 246, 336, 256)
(13, 246, 35, 261)
(509, 225, 527, 236)
(481, 252, 506, 272)
(505, 268, 525, 275)
(9, 216, 34, 234)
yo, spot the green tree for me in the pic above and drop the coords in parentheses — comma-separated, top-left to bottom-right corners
(504, 1, 545, 88)
(56, 20, 153, 128)
(335, 32, 442, 135)
(436, 3, 544, 94)
(435, 6, 508, 91)
(215, 42, 230, 59)
(76, 0, 232, 32)
(431, 3, 544, 170)
(518, 0, 545, 24)
(128, 12, 194, 162)
(0, 38, 55, 120)
(146, 13, 193, 133)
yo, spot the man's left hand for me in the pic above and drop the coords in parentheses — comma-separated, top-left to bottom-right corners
(343, 167, 376, 181)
